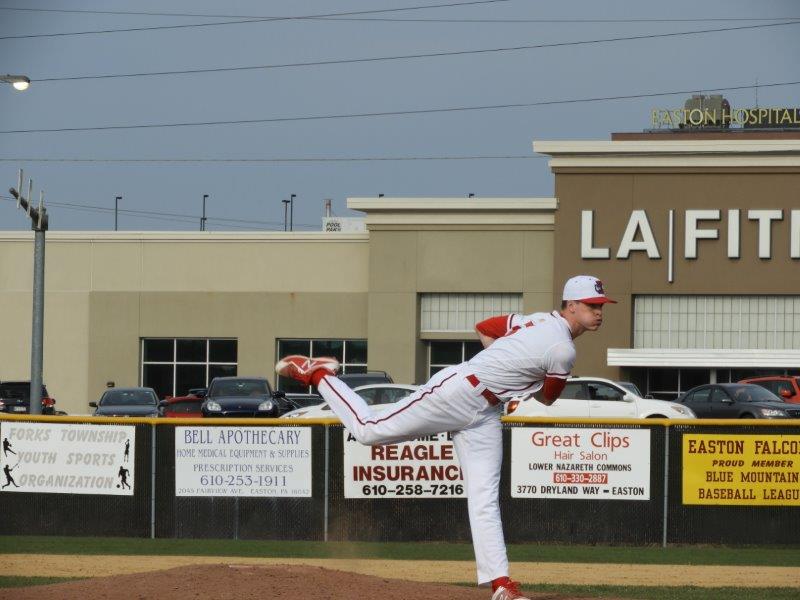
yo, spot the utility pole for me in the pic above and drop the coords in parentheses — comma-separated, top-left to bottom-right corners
(290, 193, 296, 231)
(9, 169, 48, 415)
(115, 196, 122, 230)
(201, 194, 209, 231)
(282, 199, 290, 231)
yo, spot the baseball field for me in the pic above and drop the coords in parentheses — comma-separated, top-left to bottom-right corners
(1, 537, 799, 599)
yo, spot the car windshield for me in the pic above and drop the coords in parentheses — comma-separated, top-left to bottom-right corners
(0, 383, 48, 401)
(617, 382, 642, 396)
(209, 381, 269, 397)
(102, 390, 156, 406)
(729, 385, 784, 403)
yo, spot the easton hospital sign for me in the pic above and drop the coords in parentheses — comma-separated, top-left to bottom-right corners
(581, 209, 800, 282)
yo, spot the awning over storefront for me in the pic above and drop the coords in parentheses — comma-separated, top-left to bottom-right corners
(608, 348, 800, 368)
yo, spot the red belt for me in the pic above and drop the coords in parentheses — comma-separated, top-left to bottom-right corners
(466, 374, 500, 406)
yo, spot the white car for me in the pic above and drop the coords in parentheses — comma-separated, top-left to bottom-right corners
(281, 383, 419, 419)
(505, 377, 696, 419)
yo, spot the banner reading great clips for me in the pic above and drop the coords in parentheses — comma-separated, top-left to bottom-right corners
(0, 422, 135, 495)
(175, 426, 312, 497)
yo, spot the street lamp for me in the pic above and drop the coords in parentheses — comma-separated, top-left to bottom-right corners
(282, 199, 290, 231)
(201, 194, 209, 231)
(1, 75, 31, 91)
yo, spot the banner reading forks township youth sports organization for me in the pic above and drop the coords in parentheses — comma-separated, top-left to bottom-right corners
(0, 422, 135, 495)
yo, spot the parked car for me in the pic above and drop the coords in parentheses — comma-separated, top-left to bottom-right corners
(91, 387, 159, 417)
(0, 381, 57, 415)
(505, 377, 695, 419)
(284, 392, 323, 408)
(738, 376, 800, 404)
(282, 384, 419, 419)
(337, 371, 394, 388)
(202, 376, 297, 417)
(187, 387, 208, 398)
(678, 383, 800, 419)
(159, 394, 205, 418)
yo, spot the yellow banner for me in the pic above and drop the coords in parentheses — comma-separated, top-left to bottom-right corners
(682, 434, 800, 506)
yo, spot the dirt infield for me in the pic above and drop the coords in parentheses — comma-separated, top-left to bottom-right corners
(4, 553, 800, 588)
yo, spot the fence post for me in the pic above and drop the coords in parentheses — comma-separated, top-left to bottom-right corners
(324, 425, 330, 542)
(150, 423, 157, 539)
(661, 425, 670, 548)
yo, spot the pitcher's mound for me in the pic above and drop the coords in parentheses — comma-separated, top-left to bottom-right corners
(1, 564, 606, 600)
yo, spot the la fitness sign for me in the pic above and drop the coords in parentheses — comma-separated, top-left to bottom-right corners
(581, 209, 800, 282)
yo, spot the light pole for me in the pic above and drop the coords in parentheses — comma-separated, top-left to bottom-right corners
(115, 196, 122, 231)
(282, 199, 290, 231)
(8, 170, 48, 415)
(290, 193, 296, 231)
(1, 74, 30, 91)
(201, 194, 209, 231)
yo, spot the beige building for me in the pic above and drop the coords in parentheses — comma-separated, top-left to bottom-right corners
(2, 131, 799, 414)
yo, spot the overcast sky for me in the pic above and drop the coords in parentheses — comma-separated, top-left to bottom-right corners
(0, 0, 798, 232)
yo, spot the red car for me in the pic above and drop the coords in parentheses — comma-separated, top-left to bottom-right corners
(158, 394, 205, 418)
(738, 376, 800, 404)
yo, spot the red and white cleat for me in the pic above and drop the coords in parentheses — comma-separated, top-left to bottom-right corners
(491, 577, 530, 600)
(275, 355, 340, 387)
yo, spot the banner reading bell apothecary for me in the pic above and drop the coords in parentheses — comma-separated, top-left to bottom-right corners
(0, 422, 135, 495)
(344, 430, 465, 498)
(511, 427, 651, 500)
(175, 427, 312, 497)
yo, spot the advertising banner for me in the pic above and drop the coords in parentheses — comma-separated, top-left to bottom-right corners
(175, 426, 312, 497)
(511, 427, 651, 500)
(344, 430, 465, 498)
(683, 433, 800, 505)
(0, 422, 135, 495)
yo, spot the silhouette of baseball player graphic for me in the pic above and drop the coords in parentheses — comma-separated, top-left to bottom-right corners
(2, 463, 20, 488)
(123, 439, 130, 463)
(2, 438, 16, 457)
(117, 465, 131, 489)
(277, 275, 615, 600)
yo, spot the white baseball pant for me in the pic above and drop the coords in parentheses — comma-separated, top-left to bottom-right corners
(317, 364, 508, 585)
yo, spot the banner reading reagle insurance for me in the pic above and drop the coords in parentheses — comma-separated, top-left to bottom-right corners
(0, 422, 135, 495)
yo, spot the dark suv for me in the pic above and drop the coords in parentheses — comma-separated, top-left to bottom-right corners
(0, 381, 56, 415)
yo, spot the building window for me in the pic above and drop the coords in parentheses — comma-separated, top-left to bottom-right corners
(428, 341, 483, 379)
(634, 295, 800, 350)
(421, 293, 522, 333)
(628, 367, 800, 401)
(141, 338, 237, 399)
(276, 339, 367, 392)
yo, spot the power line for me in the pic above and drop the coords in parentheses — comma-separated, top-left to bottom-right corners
(0, 194, 319, 229)
(30, 21, 800, 83)
(1, 79, 797, 135)
(0, 0, 512, 40)
(0, 155, 544, 163)
(0, 4, 794, 23)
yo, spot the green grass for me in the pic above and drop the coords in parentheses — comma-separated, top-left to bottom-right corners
(0, 576, 79, 588)
(1, 536, 799, 566)
(521, 585, 800, 600)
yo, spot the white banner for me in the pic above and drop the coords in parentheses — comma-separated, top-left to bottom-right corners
(344, 430, 465, 498)
(511, 427, 651, 500)
(0, 422, 135, 495)
(175, 427, 312, 497)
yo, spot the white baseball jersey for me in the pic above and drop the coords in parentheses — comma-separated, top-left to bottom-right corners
(468, 310, 576, 401)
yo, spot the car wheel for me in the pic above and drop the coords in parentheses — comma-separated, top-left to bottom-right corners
(646, 414, 666, 419)
(740, 413, 755, 418)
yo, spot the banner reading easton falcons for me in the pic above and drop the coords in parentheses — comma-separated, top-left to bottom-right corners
(0, 422, 135, 495)
(344, 430, 465, 498)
